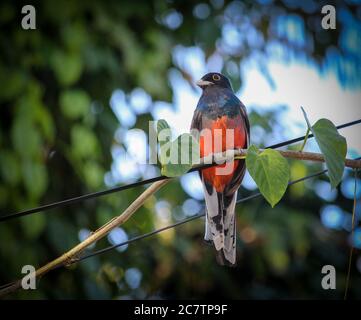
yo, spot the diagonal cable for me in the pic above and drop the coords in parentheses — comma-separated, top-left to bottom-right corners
(1, 118, 360, 222)
(70, 167, 331, 265)
(0, 161, 359, 289)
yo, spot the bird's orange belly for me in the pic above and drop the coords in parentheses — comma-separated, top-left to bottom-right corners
(199, 116, 246, 192)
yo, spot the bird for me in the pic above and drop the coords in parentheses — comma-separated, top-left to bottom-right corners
(190, 72, 250, 266)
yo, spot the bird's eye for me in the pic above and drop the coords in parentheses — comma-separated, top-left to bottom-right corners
(212, 74, 221, 81)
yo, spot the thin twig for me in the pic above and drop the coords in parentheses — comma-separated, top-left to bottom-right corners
(299, 128, 310, 152)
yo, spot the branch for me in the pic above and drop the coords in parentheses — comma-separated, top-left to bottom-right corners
(1, 148, 359, 297)
(0, 179, 170, 298)
(197, 149, 361, 169)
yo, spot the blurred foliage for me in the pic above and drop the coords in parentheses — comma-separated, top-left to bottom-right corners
(0, 0, 360, 299)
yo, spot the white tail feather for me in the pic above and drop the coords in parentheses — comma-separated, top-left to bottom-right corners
(222, 192, 237, 265)
(202, 178, 237, 265)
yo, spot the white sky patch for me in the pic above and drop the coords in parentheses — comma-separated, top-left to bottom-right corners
(110, 89, 136, 128)
(124, 129, 148, 164)
(155, 200, 172, 223)
(239, 59, 361, 152)
(152, 70, 200, 137)
(173, 46, 206, 80)
(111, 147, 141, 183)
(206, 52, 224, 72)
(108, 227, 129, 252)
(78, 229, 96, 249)
(130, 88, 152, 114)
(182, 198, 202, 216)
(125, 268, 142, 289)
(180, 172, 205, 200)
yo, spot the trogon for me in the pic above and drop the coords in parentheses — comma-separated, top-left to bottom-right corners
(191, 72, 250, 266)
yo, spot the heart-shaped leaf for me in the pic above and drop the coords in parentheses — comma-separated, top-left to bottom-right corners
(246, 145, 290, 207)
(311, 119, 347, 188)
(157, 119, 171, 147)
(160, 133, 200, 177)
(157, 119, 200, 177)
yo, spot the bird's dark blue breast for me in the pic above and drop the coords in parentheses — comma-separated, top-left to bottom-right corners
(196, 87, 241, 119)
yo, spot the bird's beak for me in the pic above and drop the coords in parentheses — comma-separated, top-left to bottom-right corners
(196, 79, 213, 88)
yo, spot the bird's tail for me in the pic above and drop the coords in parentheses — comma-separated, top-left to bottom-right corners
(203, 184, 237, 266)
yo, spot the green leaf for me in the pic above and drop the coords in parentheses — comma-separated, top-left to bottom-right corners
(22, 160, 48, 199)
(60, 89, 90, 119)
(61, 22, 88, 51)
(246, 145, 290, 207)
(51, 51, 83, 86)
(34, 104, 55, 142)
(96, 207, 114, 226)
(157, 119, 170, 132)
(11, 114, 42, 158)
(160, 133, 200, 178)
(83, 161, 104, 189)
(0, 151, 20, 186)
(71, 125, 99, 159)
(311, 119, 347, 188)
(157, 119, 171, 148)
(0, 69, 25, 101)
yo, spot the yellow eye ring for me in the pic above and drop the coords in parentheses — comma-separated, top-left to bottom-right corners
(212, 74, 221, 81)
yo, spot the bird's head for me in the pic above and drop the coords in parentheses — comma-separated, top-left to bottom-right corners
(196, 72, 232, 90)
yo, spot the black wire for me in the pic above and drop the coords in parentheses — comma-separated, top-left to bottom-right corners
(73, 213, 205, 264)
(69, 167, 334, 265)
(0, 213, 208, 288)
(70, 158, 360, 265)
(268, 118, 361, 149)
(234, 170, 327, 205)
(0, 280, 17, 290)
(0, 118, 360, 222)
(1, 162, 359, 289)
(0, 176, 167, 222)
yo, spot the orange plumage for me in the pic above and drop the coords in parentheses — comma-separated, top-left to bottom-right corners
(199, 115, 246, 192)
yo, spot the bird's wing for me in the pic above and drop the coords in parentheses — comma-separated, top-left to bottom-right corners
(190, 108, 203, 134)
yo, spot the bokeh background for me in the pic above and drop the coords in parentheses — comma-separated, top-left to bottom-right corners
(0, 0, 361, 299)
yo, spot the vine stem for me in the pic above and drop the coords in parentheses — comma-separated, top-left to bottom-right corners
(0, 148, 360, 297)
(299, 128, 310, 152)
